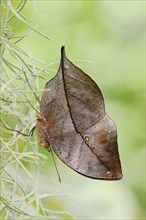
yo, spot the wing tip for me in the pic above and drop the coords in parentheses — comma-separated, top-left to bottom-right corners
(61, 45, 65, 56)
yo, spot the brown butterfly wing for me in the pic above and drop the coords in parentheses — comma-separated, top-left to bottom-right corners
(37, 46, 122, 180)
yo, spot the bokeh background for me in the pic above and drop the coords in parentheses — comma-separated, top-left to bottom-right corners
(1, 1, 145, 219)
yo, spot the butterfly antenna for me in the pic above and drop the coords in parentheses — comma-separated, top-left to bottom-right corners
(27, 100, 42, 117)
(48, 147, 62, 183)
(0, 118, 36, 137)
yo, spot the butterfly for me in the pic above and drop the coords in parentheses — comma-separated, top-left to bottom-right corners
(37, 46, 122, 180)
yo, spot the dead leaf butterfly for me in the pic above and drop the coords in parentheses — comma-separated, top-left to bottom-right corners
(37, 46, 123, 180)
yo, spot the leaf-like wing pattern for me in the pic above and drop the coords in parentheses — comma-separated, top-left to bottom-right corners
(37, 46, 122, 180)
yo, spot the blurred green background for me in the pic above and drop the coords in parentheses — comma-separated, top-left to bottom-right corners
(2, 0, 145, 219)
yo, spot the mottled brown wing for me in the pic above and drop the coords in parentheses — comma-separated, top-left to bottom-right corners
(37, 46, 122, 180)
